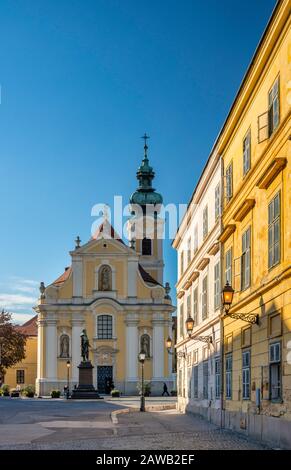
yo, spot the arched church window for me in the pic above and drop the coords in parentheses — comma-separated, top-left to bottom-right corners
(97, 315, 113, 339)
(140, 333, 151, 358)
(98, 265, 112, 291)
(60, 334, 70, 358)
(142, 237, 152, 256)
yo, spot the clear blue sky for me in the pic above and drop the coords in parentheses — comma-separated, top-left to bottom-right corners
(0, 0, 276, 323)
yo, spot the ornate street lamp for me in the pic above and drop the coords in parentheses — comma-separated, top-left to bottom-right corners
(221, 281, 234, 312)
(66, 360, 71, 399)
(222, 281, 259, 325)
(138, 350, 146, 412)
(185, 315, 195, 337)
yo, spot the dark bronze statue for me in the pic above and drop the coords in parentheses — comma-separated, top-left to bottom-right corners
(81, 329, 90, 362)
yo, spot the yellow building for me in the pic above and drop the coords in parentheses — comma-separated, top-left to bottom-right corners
(33, 141, 175, 396)
(4, 316, 38, 390)
(218, 0, 291, 447)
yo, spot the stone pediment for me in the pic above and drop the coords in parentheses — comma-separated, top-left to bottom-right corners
(71, 236, 134, 257)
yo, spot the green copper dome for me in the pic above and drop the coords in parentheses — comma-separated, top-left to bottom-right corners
(130, 134, 163, 207)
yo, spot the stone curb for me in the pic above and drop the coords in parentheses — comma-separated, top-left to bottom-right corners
(111, 403, 176, 425)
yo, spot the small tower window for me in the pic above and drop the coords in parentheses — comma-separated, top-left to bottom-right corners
(142, 237, 152, 255)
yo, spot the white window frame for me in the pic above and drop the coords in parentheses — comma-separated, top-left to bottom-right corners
(268, 76, 280, 137)
(193, 285, 198, 326)
(225, 162, 233, 202)
(242, 350, 251, 400)
(268, 192, 281, 269)
(243, 129, 251, 176)
(203, 205, 208, 240)
(96, 314, 114, 339)
(225, 247, 233, 285)
(241, 227, 251, 290)
(215, 357, 221, 399)
(202, 275, 208, 320)
(225, 353, 232, 399)
(194, 224, 198, 254)
(214, 261, 220, 310)
(215, 183, 221, 221)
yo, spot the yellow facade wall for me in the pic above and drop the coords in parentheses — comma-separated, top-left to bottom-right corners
(4, 336, 37, 389)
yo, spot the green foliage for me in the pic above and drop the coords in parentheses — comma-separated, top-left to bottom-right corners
(136, 381, 151, 395)
(1, 384, 10, 393)
(0, 310, 26, 380)
(51, 390, 61, 398)
(22, 385, 35, 398)
(111, 389, 120, 397)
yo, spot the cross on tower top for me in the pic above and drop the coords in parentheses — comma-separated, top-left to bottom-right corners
(141, 132, 150, 157)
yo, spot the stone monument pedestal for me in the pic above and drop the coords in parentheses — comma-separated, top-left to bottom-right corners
(71, 361, 102, 399)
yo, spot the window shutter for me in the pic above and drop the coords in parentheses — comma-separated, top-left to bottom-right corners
(257, 111, 269, 143)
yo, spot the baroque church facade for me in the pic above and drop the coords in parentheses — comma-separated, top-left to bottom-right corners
(34, 141, 175, 396)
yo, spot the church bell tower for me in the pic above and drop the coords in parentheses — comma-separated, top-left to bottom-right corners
(128, 134, 164, 284)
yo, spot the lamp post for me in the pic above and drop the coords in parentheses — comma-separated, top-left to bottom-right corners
(138, 350, 146, 412)
(222, 281, 259, 324)
(66, 360, 71, 399)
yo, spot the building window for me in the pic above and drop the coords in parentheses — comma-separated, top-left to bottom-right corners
(142, 237, 152, 255)
(187, 368, 192, 398)
(193, 286, 198, 326)
(269, 342, 281, 402)
(180, 251, 184, 276)
(225, 162, 233, 202)
(225, 354, 232, 399)
(268, 77, 280, 137)
(203, 361, 208, 399)
(98, 265, 112, 291)
(241, 227, 251, 290)
(242, 350, 251, 400)
(194, 224, 198, 254)
(268, 192, 280, 269)
(97, 315, 113, 339)
(215, 183, 221, 221)
(214, 261, 220, 310)
(215, 358, 221, 399)
(193, 365, 198, 399)
(187, 237, 191, 265)
(202, 275, 208, 320)
(179, 303, 184, 338)
(187, 294, 191, 318)
(178, 369, 182, 397)
(225, 247, 233, 285)
(203, 206, 208, 240)
(243, 130, 251, 176)
(16, 369, 25, 384)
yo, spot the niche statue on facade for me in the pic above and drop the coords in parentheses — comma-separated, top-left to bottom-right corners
(99, 265, 112, 291)
(60, 334, 70, 358)
(140, 334, 150, 358)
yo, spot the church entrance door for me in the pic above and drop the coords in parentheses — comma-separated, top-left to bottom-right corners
(97, 366, 113, 394)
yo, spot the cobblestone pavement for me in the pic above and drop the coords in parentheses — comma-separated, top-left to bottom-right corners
(0, 399, 268, 450)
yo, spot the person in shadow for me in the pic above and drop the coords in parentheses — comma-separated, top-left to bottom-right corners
(162, 382, 170, 396)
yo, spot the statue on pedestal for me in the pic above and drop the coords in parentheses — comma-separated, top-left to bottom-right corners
(80, 329, 90, 362)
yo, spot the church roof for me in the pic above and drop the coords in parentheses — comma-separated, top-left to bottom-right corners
(92, 220, 125, 244)
(130, 136, 163, 207)
(138, 264, 160, 286)
(52, 266, 72, 285)
(15, 315, 38, 336)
